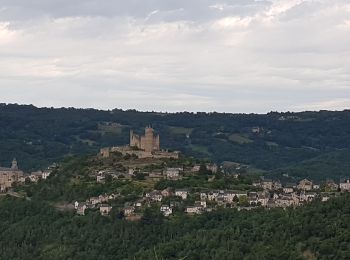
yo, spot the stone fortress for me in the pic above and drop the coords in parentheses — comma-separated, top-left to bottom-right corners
(130, 126, 160, 153)
(100, 126, 179, 159)
(0, 158, 24, 192)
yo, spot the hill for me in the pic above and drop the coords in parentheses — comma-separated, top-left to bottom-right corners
(1, 104, 350, 180)
(0, 193, 349, 259)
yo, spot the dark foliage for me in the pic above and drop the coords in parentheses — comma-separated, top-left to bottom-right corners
(0, 194, 349, 259)
(1, 104, 350, 180)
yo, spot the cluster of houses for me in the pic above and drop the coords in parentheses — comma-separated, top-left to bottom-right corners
(0, 158, 55, 192)
(74, 193, 118, 216)
(78, 176, 350, 218)
(92, 163, 219, 184)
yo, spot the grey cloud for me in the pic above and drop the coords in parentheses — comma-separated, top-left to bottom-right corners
(0, 0, 270, 21)
(0, 0, 349, 112)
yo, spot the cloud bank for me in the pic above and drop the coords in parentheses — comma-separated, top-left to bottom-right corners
(0, 0, 349, 112)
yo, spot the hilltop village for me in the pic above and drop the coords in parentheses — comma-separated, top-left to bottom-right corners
(2, 126, 350, 220)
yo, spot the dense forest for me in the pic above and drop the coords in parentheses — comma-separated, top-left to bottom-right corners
(0, 194, 349, 259)
(1, 103, 350, 180)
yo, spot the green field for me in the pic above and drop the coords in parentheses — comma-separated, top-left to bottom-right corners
(229, 133, 253, 144)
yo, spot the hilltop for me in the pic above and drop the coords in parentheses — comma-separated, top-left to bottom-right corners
(1, 104, 350, 180)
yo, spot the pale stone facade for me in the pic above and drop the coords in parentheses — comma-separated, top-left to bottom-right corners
(340, 179, 350, 191)
(99, 126, 179, 159)
(0, 159, 24, 192)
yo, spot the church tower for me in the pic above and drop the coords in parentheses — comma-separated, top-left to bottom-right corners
(11, 158, 18, 170)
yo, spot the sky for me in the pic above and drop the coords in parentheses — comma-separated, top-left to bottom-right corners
(0, 0, 349, 113)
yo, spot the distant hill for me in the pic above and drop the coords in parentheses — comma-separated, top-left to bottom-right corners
(1, 103, 350, 180)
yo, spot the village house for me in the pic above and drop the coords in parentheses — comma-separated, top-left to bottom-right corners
(197, 200, 207, 208)
(76, 203, 87, 215)
(221, 190, 246, 203)
(200, 192, 208, 200)
(257, 193, 269, 207)
(313, 184, 320, 190)
(160, 205, 173, 216)
(175, 189, 189, 200)
(325, 180, 339, 191)
(262, 179, 273, 190)
(297, 179, 313, 191)
(322, 195, 330, 202)
(89, 196, 102, 205)
(300, 191, 317, 202)
(124, 206, 135, 217)
(41, 171, 51, 180)
(248, 192, 258, 205)
(28, 171, 43, 183)
(99, 204, 112, 216)
(275, 195, 295, 208)
(283, 183, 295, 194)
(273, 181, 282, 190)
(165, 168, 182, 180)
(186, 206, 203, 215)
(146, 190, 163, 202)
(161, 187, 173, 197)
(97, 175, 105, 183)
(206, 164, 218, 174)
(207, 190, 220, 201)
(340, 179, 350, 191)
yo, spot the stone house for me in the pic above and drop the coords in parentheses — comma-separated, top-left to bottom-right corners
(186, 206, 203, 215)
(297, 179, 313, 191)
(146, 190, 163, 202)
(175, 189, 188, 200)
(124, 206, 135, 217)
(160, 205, 173, 216)
(161, 188, 173, 197)
(313, 184, 320, 190)
(262, 179, 273, 190)
(89, 197, 101, 205)
(275, 195, 295, 208)
(165, 168, 182, 180)
(100, 204, 112, 216)
(325, 180, 339, 191)
(77, 203, 87, 215)
(283, 186, 294, 194)
(28, 172, 42, 182)
(41, 171, 51, 180)
(340, 179, 350, 191)
(273, 181, 282, 190)
(300, 191, 317, 202)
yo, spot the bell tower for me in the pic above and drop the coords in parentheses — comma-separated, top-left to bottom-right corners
(11, 158, 18, 170)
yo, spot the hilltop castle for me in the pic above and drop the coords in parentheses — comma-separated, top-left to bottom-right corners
(100, 126, 178, 159)
(130, 126, 160, 153)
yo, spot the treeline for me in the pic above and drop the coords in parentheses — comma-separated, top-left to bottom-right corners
(0, 194, 349, 259)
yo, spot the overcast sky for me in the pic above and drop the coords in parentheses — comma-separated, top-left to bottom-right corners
(0, 0, 349, 113)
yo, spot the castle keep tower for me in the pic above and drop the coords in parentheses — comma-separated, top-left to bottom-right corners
(130, 126, 160, 153)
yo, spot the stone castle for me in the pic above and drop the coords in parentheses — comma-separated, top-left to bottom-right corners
(0, 158, 24, 192)
(130, 126, 160, 153)
(100, 126, 178, 159)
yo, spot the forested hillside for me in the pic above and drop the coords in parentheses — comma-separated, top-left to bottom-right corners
(1, 103, 350, 180)
(0, 194, 349, 259)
